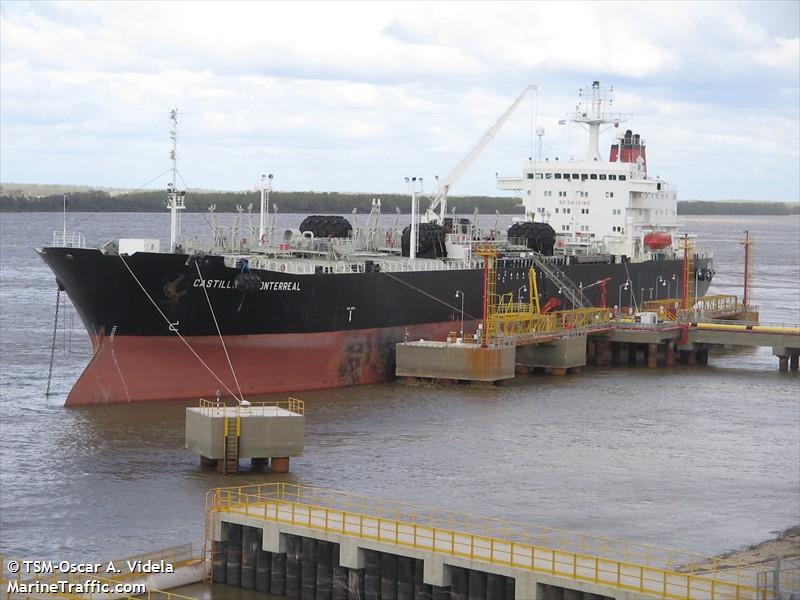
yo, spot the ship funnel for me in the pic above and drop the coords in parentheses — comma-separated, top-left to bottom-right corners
(609, 129, 647, 173)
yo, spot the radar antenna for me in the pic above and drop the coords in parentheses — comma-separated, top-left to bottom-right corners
(569, 81, 626, 162)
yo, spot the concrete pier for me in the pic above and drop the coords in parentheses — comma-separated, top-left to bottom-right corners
(186, 399, 304, 474)
(206, 483, 766, 600)
(396, 341, 515, 383)
(396, 316, 799, 383)
(516, 335, 587, 373)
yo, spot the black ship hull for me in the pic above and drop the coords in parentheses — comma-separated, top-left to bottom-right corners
(38, 247, 712, 405)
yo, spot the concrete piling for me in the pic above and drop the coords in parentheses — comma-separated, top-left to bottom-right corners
(212, 540, 227, 583)
(200, 455, 218, 469)
(332, 566, 348, 600)
(257, 550, 272, 593)
(381, 552, 398, 600)
(414, 559, 430, 600)
(779, 355, 789, 371)
(272, 457, 291, 473)
(791, 354, 799, 370)
(486, 573, 505, 600)
(397, 556, 414, 600)
(225, 522, 242, 587)
(450, 566, 468, 600)
(316, 541, 333, 600)
(301, 537, 318, 600)
(271, 552, 287, 596)
(469, 570, 487, 600)
(364, 550, 381, 600)
(349, 568, 365, 600)
(628, 343, 638, 364)
(665, 342, 675, 366)
(241, 526, 259, 589)
(432, 585, 451, 600)
(647, 343, 658, 369)
(251, 457, 269, 472)
(504, 576, 515, 600)
(286, 535, 302, 599)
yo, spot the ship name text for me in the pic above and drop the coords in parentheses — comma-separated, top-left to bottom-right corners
(193, 278, 301, 292)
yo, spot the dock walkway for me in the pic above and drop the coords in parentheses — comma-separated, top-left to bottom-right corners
(205, 483, 789, 600)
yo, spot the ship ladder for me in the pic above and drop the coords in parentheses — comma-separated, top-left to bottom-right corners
(529, 253, 589, 309)
(222, 412, 240, 475)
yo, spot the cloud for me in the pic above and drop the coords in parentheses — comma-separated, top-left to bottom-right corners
(1, 1, 798, 201)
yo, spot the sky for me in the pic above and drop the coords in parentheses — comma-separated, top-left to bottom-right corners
(1, 1, 798, 201)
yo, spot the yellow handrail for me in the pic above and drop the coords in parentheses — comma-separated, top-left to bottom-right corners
(200, 397, 304, 416)
(204, 484, 771, 600)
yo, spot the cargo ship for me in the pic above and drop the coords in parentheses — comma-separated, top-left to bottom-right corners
(38, 83, 714, 405)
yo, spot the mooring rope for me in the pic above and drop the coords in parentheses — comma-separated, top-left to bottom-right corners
(118, 254, 242, 402)
(45, 288, 61, 396)
(194, 261, 245, 404)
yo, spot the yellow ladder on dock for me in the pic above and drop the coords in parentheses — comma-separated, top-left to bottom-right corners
(222, 412, 240, 475)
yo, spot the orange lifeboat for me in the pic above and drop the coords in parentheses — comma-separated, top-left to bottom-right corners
(644, 232, 672, 250)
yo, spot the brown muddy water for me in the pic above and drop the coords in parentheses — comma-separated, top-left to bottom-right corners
(1, 213, 798, 578)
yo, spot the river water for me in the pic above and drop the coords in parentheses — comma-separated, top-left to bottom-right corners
(0, 212, 798, 572)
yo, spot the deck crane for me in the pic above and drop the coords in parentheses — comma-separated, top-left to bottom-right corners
(423, 84, 536, 225)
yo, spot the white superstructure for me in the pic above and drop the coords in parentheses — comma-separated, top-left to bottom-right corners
(497, 82, 678, 262)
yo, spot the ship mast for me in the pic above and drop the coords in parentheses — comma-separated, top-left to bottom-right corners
(569, 81, 624, 161)
(259, 174, 273, 246)
(167, 108, 186, 252)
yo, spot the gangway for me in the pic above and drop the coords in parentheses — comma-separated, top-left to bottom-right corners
(529, 253, 589, 309)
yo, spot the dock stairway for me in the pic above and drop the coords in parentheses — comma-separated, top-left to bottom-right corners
(530, 253, 589, 309)
(222, 413, 240, 475)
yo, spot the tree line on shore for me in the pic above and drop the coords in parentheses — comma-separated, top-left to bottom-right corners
(0, 189, 797, 215)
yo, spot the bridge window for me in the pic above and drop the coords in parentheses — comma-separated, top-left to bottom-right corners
(527, 173, 534, 179)
(545, 173, 552, 179)
(609, 175, 617, 180)
(572, 173, 580, 180)
(535, 173, 544, 179)
(554, 173, 562, 179)
(590, 174, 598, 180)
(555, 208, 559, 213)
(619, 175, 627, 181)
(581, 174, 588, 181)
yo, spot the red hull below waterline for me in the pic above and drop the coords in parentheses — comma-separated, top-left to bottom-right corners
(65, 322, 463, 406)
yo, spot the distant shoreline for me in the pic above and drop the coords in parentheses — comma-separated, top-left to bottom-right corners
(0, 187, 797, 215)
